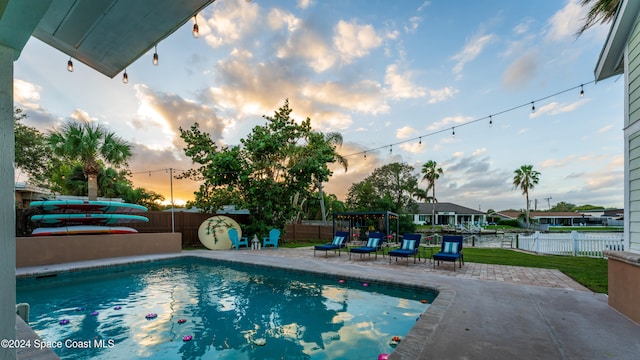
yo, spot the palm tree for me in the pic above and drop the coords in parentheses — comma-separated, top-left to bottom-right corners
(421, 160, 443, 228)
(48, 121, 133, 200)
(318, 132, 348, 224)
(576, 0, 620, 37)
(512, 164, 540, 228)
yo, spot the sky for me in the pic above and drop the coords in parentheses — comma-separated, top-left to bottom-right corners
(13, 0, 624, 212)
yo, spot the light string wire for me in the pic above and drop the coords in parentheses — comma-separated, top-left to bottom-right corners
(342, 80, 596, 158)
(130, 168, 188, 176)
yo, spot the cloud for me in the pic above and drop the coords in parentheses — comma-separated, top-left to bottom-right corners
(396, 126, 418, 139)
(14, 79, 43, 111)
(425, 115, 471, 131)
(427, 86, 459, 104)
(545, 0, 585, 42)
(333, 20, 384, 63)
(203, 0, 260, 48)
(323, 142, 384, 199)
(297, 0, 312, 9)
(513, 18, 534, 35)
(529, 99, 584, 119)
(451, 32, 496, 77)
(301, 80, 388, 115)
(404, 16, 423, 33)
(502, 51, 538, 89)
(384, 64, 426, 99)
(134, 85, 227, 150)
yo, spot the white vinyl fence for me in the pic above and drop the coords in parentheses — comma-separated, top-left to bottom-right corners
(518, 231, 624, 258)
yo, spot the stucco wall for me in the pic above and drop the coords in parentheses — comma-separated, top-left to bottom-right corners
(606, 251, 640, 325)
(16, 233, 182, 267)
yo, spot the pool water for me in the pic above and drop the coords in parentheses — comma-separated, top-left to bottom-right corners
(17, 257, 436, 359)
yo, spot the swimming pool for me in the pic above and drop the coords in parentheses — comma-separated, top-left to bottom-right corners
(17, 257, 437, 359)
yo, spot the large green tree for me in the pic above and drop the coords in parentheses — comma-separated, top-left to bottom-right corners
(14, 108, 56, 185)
(179, 100, 341, 237)
(421, 160, 443, 227)
(48, 121, 133, 200)
(346, 162, 418, 213)
(513, 164, 541, 228)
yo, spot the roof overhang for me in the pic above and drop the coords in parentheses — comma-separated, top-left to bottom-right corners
(595, 0, 640, 81)
(0, 0, 215, 78)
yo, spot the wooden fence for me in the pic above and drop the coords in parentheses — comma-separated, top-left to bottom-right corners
(18, 209, 334, 247)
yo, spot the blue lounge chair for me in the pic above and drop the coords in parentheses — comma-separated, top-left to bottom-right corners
(433, 235, 464, 271)
(263, 228, 280, 249)
(314, 231, 349, 257)
(388, 233, 422, 265)
(228, 228, 249, 250)
(349, 232, 385, 260)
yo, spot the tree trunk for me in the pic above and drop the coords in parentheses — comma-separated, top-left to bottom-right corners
(525, 191, 530, 228)
(87, 173, 98, 200)
(318, 181, 327, 226)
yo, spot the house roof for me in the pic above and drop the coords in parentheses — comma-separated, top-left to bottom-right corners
(0, 0, 215, 78)
(595, 0, 640, 81)
(414, 202, 485, 215)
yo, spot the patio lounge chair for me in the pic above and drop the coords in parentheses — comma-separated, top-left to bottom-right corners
(349, 232, 385, 260)
(388, 233, 422, 265)
(263, 228, 280, 249)
(314, 231, 349, 257)
(433, 235, 464, 271)
(228, 228, 249, 250)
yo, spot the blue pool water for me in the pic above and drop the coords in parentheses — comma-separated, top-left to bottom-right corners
(17, 257, 436, 359)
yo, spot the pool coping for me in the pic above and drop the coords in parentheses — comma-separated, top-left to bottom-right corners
(16, 251, 453, 360)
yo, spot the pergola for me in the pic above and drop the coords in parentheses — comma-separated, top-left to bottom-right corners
(0, 1, 214, 358)
(332, 210, 400, 242)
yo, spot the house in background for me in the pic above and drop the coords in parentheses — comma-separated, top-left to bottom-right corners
(410, 202, 486, 226)
(494, 211, 619, 228)
(594, 0, 640, 324)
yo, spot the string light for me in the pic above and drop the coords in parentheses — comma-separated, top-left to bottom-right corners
(419, 137, 422, 145)
(341, 80, 596, 159)
(531, 101, 535, 113)
(153, 45, 159, 66)
(580, 84, 584, 98)
(122, 69, 128, 84)
(364, 151, 367, 159)
(451, 127, 455, 138)
(67, 57, 73, 72)
(192, 15, 200, 38)
(389, 145, 392, 154)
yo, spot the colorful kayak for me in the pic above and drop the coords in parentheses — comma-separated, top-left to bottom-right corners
(31, 213, 149, 225)
(32, 226, 139, 236)
(29, 200, 147, 213)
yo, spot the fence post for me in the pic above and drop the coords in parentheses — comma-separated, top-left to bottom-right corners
(571, 231, 578, 256)
(535, 231, 540, 253)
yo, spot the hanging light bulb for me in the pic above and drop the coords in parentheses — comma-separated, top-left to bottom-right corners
(580, 84, 584, 98)
(531, 102, 535, 113)
(192, 15, 200, 38)
(452, 127, 456, 138)
(67, 57, 74, 72)
(122, 69, 128, 84)
(489, 115, 493, 127)
(364, 151, 367, 160)
(153, 45, 159, 66)
(389, 145, 393, 154)
(419, 137, 422, 146)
